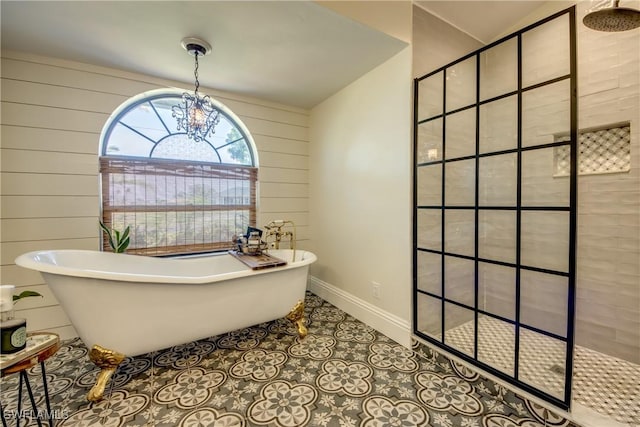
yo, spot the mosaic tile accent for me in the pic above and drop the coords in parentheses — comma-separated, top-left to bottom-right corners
(430, 315, 640, 425)
(554, 124, 631, 176)
(0, 292, 581, 427)
(573, 346, 640, 425)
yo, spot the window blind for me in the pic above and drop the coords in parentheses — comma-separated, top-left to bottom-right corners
(100, 157, 257, 256)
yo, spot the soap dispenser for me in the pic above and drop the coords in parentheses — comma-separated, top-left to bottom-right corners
(0, 285, 27, 354)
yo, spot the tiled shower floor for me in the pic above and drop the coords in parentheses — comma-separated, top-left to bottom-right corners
(444, 316, 640, 425)
(0, 292, 579, 426)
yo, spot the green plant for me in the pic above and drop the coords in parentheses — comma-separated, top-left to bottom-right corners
(99, 221, 131, 253)
(13, 290, 43, 302)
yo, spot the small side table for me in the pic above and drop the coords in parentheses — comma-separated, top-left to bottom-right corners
(0, 333, 61, 427)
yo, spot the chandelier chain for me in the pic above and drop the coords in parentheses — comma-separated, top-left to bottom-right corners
(193, 52, 200, 96)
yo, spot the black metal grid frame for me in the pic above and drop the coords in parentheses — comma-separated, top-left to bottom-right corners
(412, 6, 577, 410)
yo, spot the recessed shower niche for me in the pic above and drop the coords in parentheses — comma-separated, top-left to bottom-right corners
(413, 7, 577, 409)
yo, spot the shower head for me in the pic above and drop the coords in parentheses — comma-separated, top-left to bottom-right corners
(583, 0, 640, 32)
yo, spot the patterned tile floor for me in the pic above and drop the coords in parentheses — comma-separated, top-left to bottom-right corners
(0, 292, 580, 427)
(444, 316, 640, 425)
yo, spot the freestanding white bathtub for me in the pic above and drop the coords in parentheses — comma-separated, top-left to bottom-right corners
(15, 248, 316, 400)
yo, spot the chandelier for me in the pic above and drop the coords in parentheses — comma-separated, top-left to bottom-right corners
(172, 38, 221, 142)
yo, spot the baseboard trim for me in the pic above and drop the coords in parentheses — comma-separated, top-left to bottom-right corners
(308, 276, 411, 347)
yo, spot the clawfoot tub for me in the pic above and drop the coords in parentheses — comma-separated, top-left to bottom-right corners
(15, 249, 316, 401)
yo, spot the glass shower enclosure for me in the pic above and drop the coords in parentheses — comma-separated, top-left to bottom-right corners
(413, 7, 577, 409)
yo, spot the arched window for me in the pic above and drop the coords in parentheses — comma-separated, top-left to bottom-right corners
(99, 89, 258, 255)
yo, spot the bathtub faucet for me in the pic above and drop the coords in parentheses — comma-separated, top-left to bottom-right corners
(263, 219, 296, 261)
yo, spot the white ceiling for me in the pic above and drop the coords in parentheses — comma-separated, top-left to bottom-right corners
(1, 1, 554, 109)
(0, 1, 407, 109)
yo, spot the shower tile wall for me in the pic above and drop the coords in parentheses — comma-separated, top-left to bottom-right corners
(480, 3, 639, 363)
(418, 2, 639, 365)
(418, 16, 574, 338)
(478, 15, 572, 343)
(575, 0, 639, 363)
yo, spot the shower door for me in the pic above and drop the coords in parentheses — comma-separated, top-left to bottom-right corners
(413, 7, 577, 409)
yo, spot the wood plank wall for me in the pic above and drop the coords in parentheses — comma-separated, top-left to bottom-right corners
(0, 51, 310, 339)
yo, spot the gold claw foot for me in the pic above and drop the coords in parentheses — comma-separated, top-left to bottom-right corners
(286, 300, 308, 338)
(87, 344, 125, 402)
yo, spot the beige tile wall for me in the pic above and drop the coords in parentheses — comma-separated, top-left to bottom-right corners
(575, 0, 640, 362)
(0, 51, 310, 339)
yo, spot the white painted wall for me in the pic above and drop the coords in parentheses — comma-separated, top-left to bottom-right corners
(0, 51, 310, 339)
(308, 47, 413, 345)
(1, 1, 414, 345)
(306, 3, 482, 347)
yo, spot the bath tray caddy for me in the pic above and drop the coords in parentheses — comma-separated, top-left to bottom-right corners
(229, 251, 287, 270)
